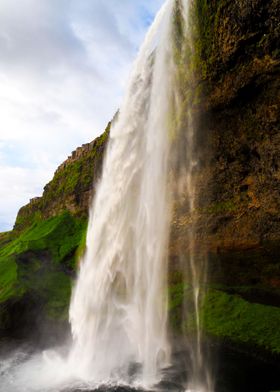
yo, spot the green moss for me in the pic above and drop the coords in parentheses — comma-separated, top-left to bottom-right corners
(41, 128, 109, 210)
(169, 283, 280, 354)
(1, 212, 86, 264)
(46, 277, 71, 320)
(15, 125, 110, 231)
(0, 212, 87, 310)
(0, 232, 12, 246)
(169, 282, 187, 331)
(207, 200, 237, 214)
(169, 282, 186, 310)
(0, 256, 19, 303)
(189, 0, 214, 79)
(202, 290, 280, 354)
(96, 121, 110, 146)
(37, 270, 71, 321)
(15, 200, 43, 231)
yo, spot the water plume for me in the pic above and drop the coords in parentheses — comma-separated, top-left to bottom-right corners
(69, 0, 177, 386)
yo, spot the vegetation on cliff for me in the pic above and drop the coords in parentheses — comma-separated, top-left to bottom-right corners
(169, 283, 280, 354)
(0, 212, 88, 333)
(15, 124, 110, 231)
(0, 122, 109, 334)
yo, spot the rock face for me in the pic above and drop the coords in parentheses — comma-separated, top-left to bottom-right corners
(196, 0, 280, 295)
(169, 0, 280, 356)
(172, 0, 280, 274)
(200, 0, 280, 248)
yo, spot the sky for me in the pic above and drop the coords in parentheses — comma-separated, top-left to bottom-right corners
(0, 0, 165, 231)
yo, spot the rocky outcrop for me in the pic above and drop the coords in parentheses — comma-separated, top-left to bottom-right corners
(186, 0, 280, 248)
(196, 0, 280, 295)
(170, 0, 280, 272)
(168, 0, 280, 357)
(14, 123, 110, 231)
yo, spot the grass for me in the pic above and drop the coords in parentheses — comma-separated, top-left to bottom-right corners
(41, 127, 109, 209)
(168, 282, 280, 354)
(0, 256, 19, 303)
(0, 212, 87, 315)
(0, 212, 87, 265)
(202, 290, 280, 354)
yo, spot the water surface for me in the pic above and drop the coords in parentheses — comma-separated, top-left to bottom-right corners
(1, 340, 279, 392)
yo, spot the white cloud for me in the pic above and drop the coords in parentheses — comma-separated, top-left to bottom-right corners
(0, 0, 165, 231)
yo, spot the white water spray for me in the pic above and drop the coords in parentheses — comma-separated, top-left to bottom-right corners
(68, 0, 177, 386)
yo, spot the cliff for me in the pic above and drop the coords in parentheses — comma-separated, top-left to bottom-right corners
(197, 0, 280, 248)
(14, 123, 110, 231)
(169, 0, 280, 357)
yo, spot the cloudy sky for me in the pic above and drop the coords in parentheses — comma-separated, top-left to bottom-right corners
(0, 0, 165, 231)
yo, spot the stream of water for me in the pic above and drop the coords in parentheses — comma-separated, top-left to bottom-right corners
(68, 0, 175, 386)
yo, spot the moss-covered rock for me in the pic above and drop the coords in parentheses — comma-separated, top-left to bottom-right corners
(169, 284, 280, 355)
(202, 289, 280, 354)
(15, 124, 110, 231)
(0, 212, 87, 335)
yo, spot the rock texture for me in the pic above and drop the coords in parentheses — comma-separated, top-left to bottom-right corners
(196, 0, 280, 248)
(171, 0, 280, 280)
(197, 0, 280, 298)
(168, 0, 280, 357)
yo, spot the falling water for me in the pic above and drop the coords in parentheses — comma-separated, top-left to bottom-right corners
(69, 0, 176, 387)
(170, 1, 213, 391)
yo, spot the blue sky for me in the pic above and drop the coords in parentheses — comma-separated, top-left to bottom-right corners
(0, 0, 165, 231)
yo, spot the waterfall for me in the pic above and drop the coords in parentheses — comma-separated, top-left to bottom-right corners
(69, 0, 176, 386)
(67, 0, 212, 389)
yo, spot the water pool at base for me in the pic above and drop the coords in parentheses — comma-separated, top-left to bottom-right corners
(0, 340, 279, 392)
